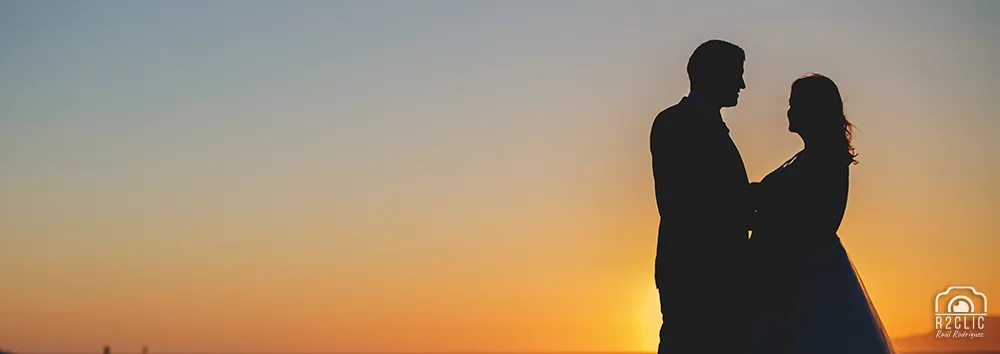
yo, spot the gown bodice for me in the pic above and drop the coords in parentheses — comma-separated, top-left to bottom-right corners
(752, 149, 849, 248)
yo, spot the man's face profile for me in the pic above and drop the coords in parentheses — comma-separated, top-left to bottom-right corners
(714, 60, 745, 108)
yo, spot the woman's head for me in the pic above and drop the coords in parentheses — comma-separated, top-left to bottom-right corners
(787, 73, 857, 164)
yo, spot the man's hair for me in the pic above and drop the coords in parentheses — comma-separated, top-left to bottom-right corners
(686, 39, 745, 84)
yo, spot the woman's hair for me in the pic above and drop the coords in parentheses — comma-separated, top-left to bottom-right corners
(791, 73, 858, 164)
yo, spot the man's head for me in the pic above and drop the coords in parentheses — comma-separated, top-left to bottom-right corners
(687, 40, 746, 108)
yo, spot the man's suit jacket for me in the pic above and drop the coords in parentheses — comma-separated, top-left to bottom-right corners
(650, 96, 752, 290)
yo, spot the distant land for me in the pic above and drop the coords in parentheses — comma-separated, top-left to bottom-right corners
(892, 315, 999, 353)
(2, 350, 999, 354)
(2, 320, 999, 354)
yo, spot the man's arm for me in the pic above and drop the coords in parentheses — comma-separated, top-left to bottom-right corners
(651, 116, 717, 233)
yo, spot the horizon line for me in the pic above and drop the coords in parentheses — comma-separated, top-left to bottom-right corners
(3, 352, 659, 354)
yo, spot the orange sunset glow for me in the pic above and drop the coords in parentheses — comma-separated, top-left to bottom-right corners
(1, 1, 998, 353)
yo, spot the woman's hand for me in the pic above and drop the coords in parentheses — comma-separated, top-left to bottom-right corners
(748, 182, 762, 231)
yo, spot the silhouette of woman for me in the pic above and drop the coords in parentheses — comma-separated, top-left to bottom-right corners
(748, 74, 895, 354)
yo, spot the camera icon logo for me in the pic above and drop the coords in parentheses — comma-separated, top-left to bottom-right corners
(933, 286, 987, 337)
(935, 286, 987, 316)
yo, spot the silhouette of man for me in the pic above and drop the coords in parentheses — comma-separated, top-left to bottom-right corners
(650, 39, 752, 353)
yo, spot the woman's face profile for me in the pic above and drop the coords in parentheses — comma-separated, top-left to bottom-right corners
(787, 94, 801, 133)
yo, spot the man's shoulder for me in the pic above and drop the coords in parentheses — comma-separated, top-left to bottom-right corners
(652, 98, 697, 134)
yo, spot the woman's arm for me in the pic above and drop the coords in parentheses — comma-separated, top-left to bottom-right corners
(801, 159, 850, 235)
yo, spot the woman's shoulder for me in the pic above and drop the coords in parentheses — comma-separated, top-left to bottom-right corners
(763, 149, 846, 182)
(800, 149, 854, 169)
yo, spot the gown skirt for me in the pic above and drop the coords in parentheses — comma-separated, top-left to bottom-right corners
(749, 235, 896, 354)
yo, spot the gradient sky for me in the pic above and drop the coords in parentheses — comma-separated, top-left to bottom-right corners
(1, 0, 998, 352)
